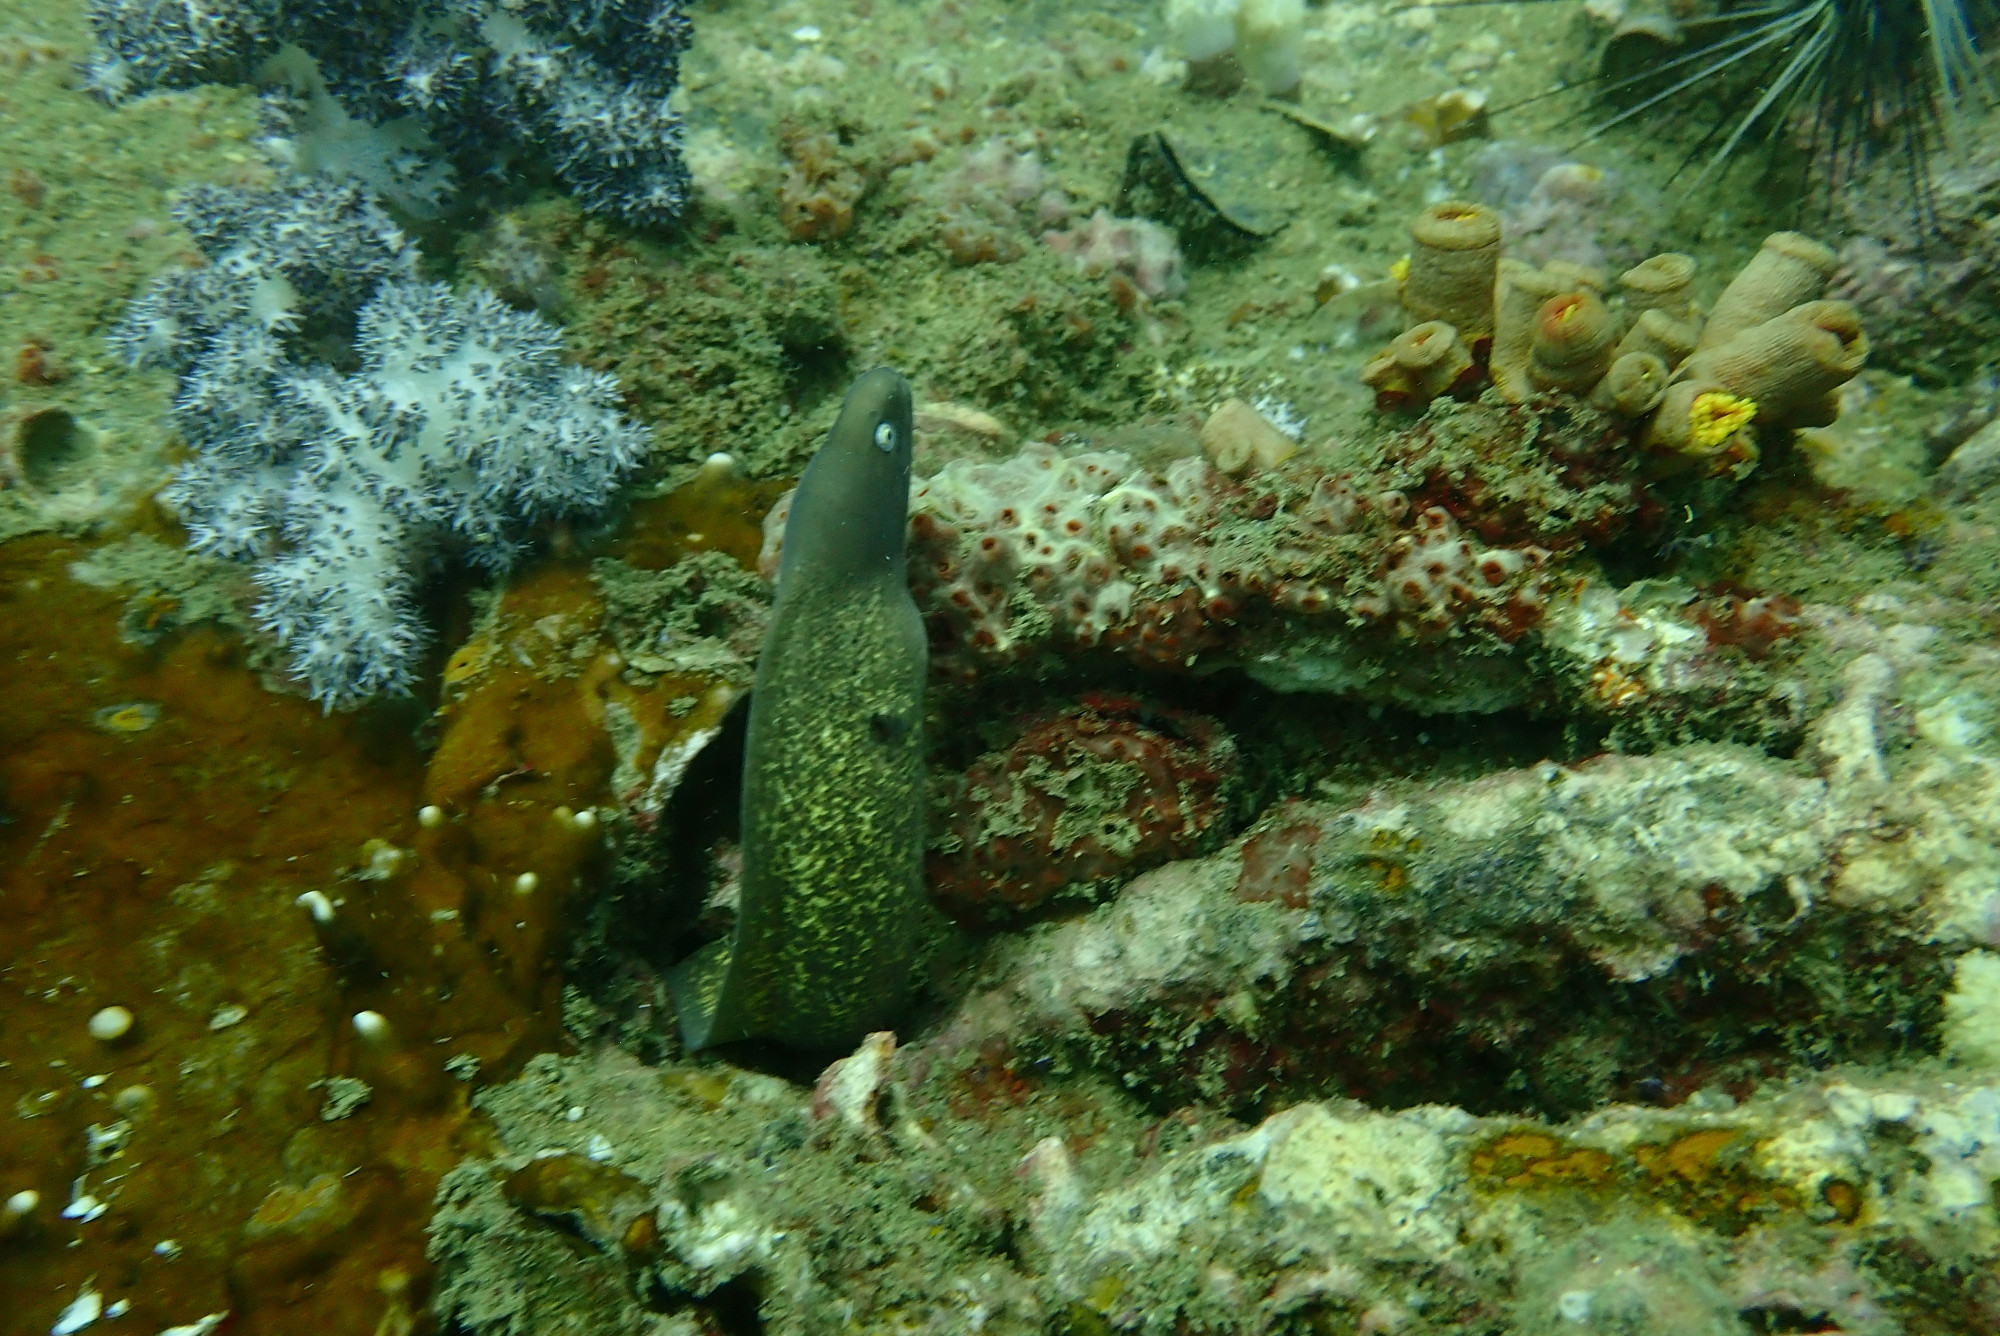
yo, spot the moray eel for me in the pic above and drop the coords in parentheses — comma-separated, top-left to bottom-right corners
(668, 367, 926, 1051)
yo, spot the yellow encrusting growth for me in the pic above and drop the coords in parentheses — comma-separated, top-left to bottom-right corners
(1688, 391, 1757, 450)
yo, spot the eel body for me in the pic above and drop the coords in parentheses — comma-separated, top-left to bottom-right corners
(667, 367, 927, 1050)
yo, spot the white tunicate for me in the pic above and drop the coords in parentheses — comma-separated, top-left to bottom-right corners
(1167, 0, 1240, 62)
(87, 1006, 133, 1042)
(572, 808, 597, 832)
(417, 804, 444, 828)
(157, 1316, 226, 1336)
(1557, 1290, 1593, 1322)
(50, 1287, 101, 1336)
(3, 1189, 38, 1216)
(1234, 0, 1305, 95)
(513, 872, 539, 895)
(296, 889, 335, 922)
(1870, 1092, 1919, 1123)
(61, 1193, 105, 1222)
(352, 1010, 390, 1041)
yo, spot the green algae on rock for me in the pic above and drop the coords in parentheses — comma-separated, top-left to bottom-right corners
(667, 367, 927, 1051)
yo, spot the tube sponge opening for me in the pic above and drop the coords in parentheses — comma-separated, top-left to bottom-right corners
(1405, 201, 1503, 340)
(1528, 290, 1615, 393)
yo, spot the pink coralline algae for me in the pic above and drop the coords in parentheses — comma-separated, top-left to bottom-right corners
(927, 693, 1241, 925)
(1041, 208, 1187, 303)
(913, 137, 1073, 266)
(1468, 144, 1661, 275)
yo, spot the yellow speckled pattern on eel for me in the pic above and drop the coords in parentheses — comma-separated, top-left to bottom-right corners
(668, 367, 927, 1051)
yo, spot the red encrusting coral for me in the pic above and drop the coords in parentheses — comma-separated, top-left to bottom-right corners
(1235, 803, 1325, 908)
(1689, 588, 1803, 659)
(928, 692, 1241, 924)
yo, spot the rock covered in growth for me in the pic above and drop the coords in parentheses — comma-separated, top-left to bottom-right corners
(1013, 1067, 2000, 1334)
(752, 404, 1827, 736)
(428, 1035, 2000, 1334)
(425, 544, 2000, 1336)
(931, 621, 2000, 1116)
(928, 693, 1243, 924)
(896, 401, 1632, 710)
(758, 394, 1822, 726)
(123, 184, 649, 708)
(85, 0, 693, 226)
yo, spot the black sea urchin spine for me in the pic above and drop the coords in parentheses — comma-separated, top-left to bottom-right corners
(1583, 0, 1998, 216)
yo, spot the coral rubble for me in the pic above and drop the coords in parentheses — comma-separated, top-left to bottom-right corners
(432, 1028, 2000, 1335)
(427, 578, 2000, 1334)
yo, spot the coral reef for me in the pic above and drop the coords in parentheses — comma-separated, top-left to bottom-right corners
(18, 0, 2000, 1331)
(85, 0, 693, 225)
(119, 183, 649, 707)
(747, 382, 1831, 733)
(928, 693, 1243, 924)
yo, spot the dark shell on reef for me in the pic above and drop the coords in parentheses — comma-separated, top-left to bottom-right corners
(1119, 129, 1287, 262)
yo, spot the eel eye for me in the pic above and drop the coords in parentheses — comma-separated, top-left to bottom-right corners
(873, 421, 896, 452)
